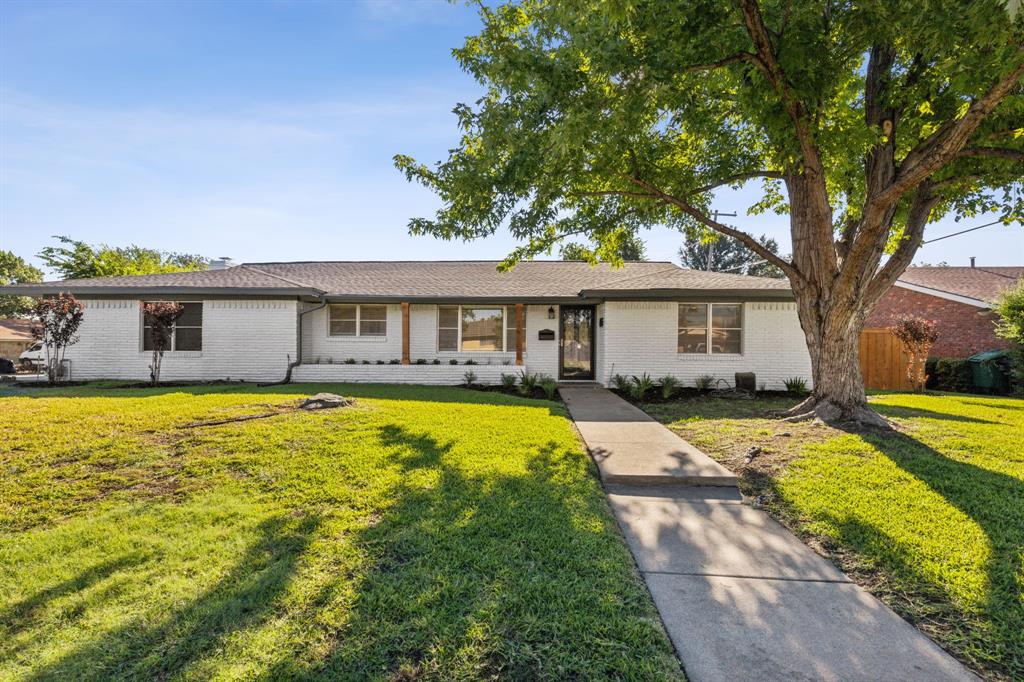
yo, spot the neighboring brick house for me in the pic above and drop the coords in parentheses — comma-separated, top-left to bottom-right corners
(0, 260, 811, 388)
(0, 318, 35, 361)
(866, 265, 1023, 358)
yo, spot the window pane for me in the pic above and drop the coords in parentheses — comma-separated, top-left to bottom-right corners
(678, 304, 707, 328)
(330, 304, 357, 322)
(711, 329, 741, 354)
(438, 328, 458, 351)
(360, 320, 386, 336)
(330, 320, 356, 336)
(438, 306, 459, 328)
(678, 329, 707, 353)
(143, 326, 170, 352)
(712, 304, 742, 329)
(506, 307, 526, 351)
(360, 305, 387, 322)
(176, 326, 202, 351)
(461, 307, 503, 351)
(177, 303, 203, 327)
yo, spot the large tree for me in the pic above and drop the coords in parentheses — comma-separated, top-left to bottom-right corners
(38, 236, 207, 280)
(396, 0, 1023, 426)
(679, 233, 785, 277)
(0, 250, 44, 317)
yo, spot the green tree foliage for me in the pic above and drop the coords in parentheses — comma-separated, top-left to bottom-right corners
(560, 230, 647, 261)
(38, 236, 207, 281)
(679, 233, 785, 278)
(993, 281, 1024, 345)
(0, 250, 44, 317)
(396, 0, 1023, 424)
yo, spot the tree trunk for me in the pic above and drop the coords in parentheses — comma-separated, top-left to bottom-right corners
(788, 290, 891, 429)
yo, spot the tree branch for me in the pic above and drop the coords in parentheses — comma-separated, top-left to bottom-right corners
(876, 53, 1024, 208)
(626, 175, 802, 282)
(692, 170, 784, 194)
(957, 146, 1024, 162)
(865, 182, 941, 305)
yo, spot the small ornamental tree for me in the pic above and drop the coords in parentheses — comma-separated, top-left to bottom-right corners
(992, 281, 1024, 392)
(890, 315, 939, 393)
(31, 293, 84, 383)
(142, 301, 183, 386)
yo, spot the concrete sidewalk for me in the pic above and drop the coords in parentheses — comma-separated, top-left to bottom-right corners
(560, 386, 974, 682)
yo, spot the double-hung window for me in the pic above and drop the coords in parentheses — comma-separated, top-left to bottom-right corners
(678, 303, 742, 354)
(437, 305, 525, 352)
(143, 302, 202, 351)
(329, 304, 387, 337)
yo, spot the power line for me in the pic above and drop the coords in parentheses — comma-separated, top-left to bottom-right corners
(921, 219, 1004, 244)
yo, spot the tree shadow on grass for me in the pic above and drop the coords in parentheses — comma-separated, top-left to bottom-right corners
(26, 513, 320, 682)
(870, 403, 999, 425)
(260, 423, 678, 680)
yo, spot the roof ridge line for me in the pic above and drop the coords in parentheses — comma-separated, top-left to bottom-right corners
(974, 266, 1019, 280)
(239, 264, 324, 293)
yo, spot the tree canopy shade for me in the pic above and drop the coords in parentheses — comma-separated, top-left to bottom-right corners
(38, 236, 207, 281)
(0, 251, 43, 317)
(396, 0, 1023, 426)
(679, 233, 785, 277)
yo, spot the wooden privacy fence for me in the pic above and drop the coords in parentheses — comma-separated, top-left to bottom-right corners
(860, 328, 914, 391)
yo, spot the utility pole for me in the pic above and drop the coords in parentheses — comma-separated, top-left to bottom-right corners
(707, 210, 737, 271)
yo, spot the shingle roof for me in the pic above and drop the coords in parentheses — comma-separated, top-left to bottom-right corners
(0, 318, 35, 341)
(0, 260, 794, 300)
(896, 266, 1023, 304)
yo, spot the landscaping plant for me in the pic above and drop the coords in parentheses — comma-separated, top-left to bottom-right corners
(540, 375, 558, 400)
(463, 370, 477, 386)
(500, 373, 517, 390)
(31, 293, 84, 384)
(518, 370, 538, 396)
(993, 281, 1024, 393)
(630, 373, 655, 401)
(890, 315, 939, 393)
(784, 376, 809, 396)
(610, 374, 631, 393)
(658, 375, 680, 400)
(694, 375, 715, 392)
(141, 301, 183, 387)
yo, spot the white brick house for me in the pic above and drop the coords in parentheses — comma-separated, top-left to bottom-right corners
(2, 260, 811, 388)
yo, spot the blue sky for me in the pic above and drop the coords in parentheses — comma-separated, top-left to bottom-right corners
(1, 0, 1020, 276)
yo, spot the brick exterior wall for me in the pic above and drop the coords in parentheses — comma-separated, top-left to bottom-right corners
(62, 298, 299, 382)
(865, 286, 1010, 358)
(597, 300, 812, 390)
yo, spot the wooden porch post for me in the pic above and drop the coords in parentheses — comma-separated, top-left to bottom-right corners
(515, 303, 525, 366)
(401, 302, 411, 365)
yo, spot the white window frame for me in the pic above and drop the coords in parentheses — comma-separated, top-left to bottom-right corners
(677, 302, 744, 355)
(327, 303, 388, 338)
(437, 305, 520, 352)
(140, 301, 203, 352)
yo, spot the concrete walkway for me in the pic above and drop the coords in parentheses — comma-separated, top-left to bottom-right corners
(559, 386, 974, 682)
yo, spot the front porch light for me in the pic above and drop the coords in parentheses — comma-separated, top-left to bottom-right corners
(547, 306, 555, 319)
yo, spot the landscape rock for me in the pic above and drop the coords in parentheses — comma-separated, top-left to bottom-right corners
(299, 393, 354, 410)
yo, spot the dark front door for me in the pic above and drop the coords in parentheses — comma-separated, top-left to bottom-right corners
(559, 306, 595, 380)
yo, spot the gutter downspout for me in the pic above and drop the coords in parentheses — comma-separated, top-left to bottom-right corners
(260, 295, 327, 386)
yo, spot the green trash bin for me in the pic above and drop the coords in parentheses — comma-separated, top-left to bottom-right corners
(967, 350, 1011, 393)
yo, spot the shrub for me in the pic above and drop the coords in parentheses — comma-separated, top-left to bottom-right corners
(630, 373, 655, 400)
(932, 357, 972, 393)
(518, 370, 538, 395)
(432, 359, 441, 365)
(611, 374, 631, 392)
(463, 370, 477, 386)
(464, 359, 478, 365)
(658, 375, 680, 400)
(694, 374, 715, 391)
(993, 282, 1024, 393)
(500, 373, 517, 389)
(415, 358, 427, 365)
(376, 360, 385, 365)
(361, 360, 371, 364)
(449, 358, 459, 365)
(890, 315, 939, 392)
(343, 358, 356, 365)
(540, 375, 558, 400)
(389, 358, 401, 365)
(784, 376, 808, 395)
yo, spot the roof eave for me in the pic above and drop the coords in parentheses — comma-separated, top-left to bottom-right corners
(582, 287, 795, 301)
(0, 285, 321, 297)
(893, 281, 990, 308)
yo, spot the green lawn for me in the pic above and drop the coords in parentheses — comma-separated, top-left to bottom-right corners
(643, 392, 1024, 681)
(0, 383, 681, 681)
